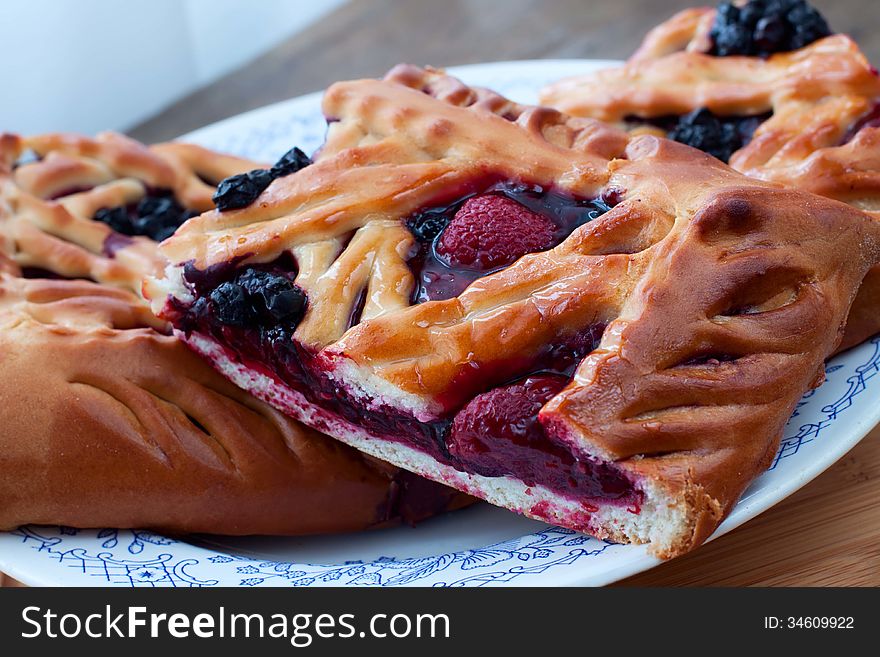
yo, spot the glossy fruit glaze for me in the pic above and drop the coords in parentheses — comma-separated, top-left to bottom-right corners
(406, 183, 612, 302)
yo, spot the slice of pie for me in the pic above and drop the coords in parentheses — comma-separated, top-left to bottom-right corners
(0, 136, 468, 535)
(540, 1, 880, 350)
(147, 65, 880, 557)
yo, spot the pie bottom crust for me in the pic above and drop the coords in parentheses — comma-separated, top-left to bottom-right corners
(183, 330, 727, 558)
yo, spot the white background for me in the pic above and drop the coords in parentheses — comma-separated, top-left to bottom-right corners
(0, 0, 345, 134)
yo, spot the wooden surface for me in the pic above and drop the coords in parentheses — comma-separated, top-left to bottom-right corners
(129, 0, 879, 143)
(5, 0, 879, 587)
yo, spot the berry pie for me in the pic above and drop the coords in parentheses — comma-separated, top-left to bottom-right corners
(540, 0, 880, 350)
(147, 65, 880, 557)
(0, 137, 468, 535)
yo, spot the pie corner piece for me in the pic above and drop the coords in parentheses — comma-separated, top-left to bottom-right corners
(146, 64, 880, 559)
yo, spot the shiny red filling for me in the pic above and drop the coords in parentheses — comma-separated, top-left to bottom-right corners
(448, 374, 632, 499)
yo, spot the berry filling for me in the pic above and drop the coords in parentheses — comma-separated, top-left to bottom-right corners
(448, 375, 631, 498)
(213, 146, 311, 211)
(841, 103, 880, 144)
(207, 267, 307, 329)
(630, 109, 771, 163)
(172, 250, 637, 509)
(93, 190, 198, 242)
(406, 184, 612, 302)
(21, 267, 67, 280)
(709, 0, 832, 57)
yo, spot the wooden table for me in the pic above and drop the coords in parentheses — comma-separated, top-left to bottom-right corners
(6, 0, 878, 587)
(129, 0, 880, 143)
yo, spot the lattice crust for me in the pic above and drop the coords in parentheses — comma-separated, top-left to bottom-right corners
(0, 131, 263, 295)
(151, 66, 880, 556)
(0, 271, 465, 534)
(540, 10, 880, 212)
(153, 66, 629, 344)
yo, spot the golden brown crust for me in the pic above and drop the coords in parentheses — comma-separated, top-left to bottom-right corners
(151, 66, 880, 556)
(629, 7, 716, 61)
(0, 131, 264, 296)
(0, 274, 465, 533)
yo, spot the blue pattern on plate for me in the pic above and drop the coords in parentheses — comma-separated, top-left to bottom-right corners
(772, 337, 879, 469)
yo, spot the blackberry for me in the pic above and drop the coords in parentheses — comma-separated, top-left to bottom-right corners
(213, 169, 274, 211)
(709, 0, 831, 57)
(209, 282, 253, 326)
(136, 195, 175, 218)
(787, 1, 832, 49)
(754, 15, 787, 52)
(271, 146, 312, 178)
(93, 191, 197, 242)
(209, 268, 308, 329)
(133, 195, 195, 242)
(406, 212, 449, 243)
(213, 145, 311, 212)
(666, 108, 766, 163)
(712, 3, 755, 56)
(144, 217, 192, 243)
(264, 286, 307, 322)
(236, 268, 307, 323)
(94, 206, 134, 235)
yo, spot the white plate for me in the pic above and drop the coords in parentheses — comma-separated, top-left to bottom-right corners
(2, 60, 879, 587)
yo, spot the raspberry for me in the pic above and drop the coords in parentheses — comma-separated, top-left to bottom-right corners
(447, 375, 567, 469)
(436, 194, 556, 270)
